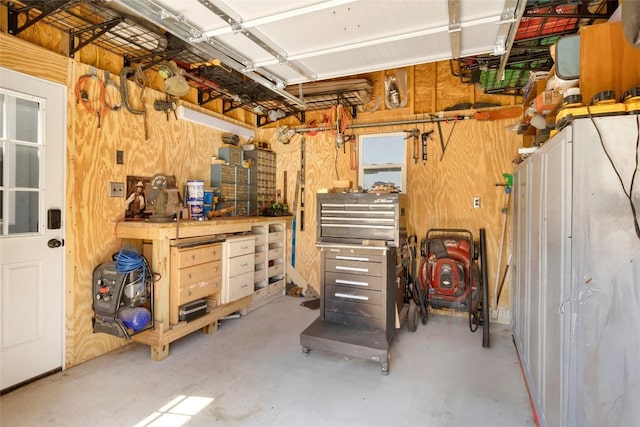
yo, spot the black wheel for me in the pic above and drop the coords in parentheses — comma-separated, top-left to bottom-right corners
(381, 355, 390, 375)
(417, 287, 428, 325)
(480, 228, 490, 348)
(407, 300, 418, 332)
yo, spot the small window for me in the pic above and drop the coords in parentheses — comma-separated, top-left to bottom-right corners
(358, 132, 406, 192)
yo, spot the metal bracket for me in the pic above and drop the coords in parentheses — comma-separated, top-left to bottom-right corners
(7, 0, 71, 36)
(63, 18, 123, 58)
(124, 48, 183, 69)
(198, 89, 223, 106)
(222, 99, 243, 115)
(256, 110, 304, 128)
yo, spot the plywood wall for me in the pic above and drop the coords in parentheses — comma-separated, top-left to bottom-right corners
(3, 25, 521, 369)
(258, 110, 520, 315)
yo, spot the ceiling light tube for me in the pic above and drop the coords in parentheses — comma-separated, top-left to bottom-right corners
(175, 106, 254, 139)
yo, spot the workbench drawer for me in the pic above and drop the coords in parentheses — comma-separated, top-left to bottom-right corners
(226, 271, 254, 302)
(325, 284, 381, 306)
(324, 271, 383, 291)
(226, 237, 255, 257)
(178, 260, 221, 285)
(325, 258, 382, 277)
(176, 243, 222, 268)
(228, 253, 254, 276)
(179, 276, 221, 306)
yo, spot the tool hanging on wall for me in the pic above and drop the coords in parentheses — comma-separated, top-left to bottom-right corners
(404, 128, 420, 164)
(350, 137, 358, 170)
(119, 65, 149, 140)
(74, 70, 109, 129)
(153, 98, 177, 121)
(385, 69, 408, 109)
(291, 169, 301, 267)
(433, 118, 446, 158)
(421, 129, 434, 164)
(103, 70, 122, 112)
(300, 136, 306, 231)
(492, 173, 513, 317)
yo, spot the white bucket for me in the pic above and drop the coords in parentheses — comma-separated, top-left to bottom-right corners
(186, 180, 204, 201)
(188, 200, 205, 220)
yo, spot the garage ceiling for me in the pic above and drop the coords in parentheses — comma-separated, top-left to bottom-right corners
(2, 0, 616, 124)
(117, 0, 518, 84)
(111, 0, 523, 104)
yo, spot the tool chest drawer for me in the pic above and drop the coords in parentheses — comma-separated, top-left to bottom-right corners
(318, 244, 396, 337)
(323, 250, 383, 264)
(324, 299, 383, 320)
(325, 258, 382, 277)
(324, 271, 383, 291)
(325, 284, 382, 306)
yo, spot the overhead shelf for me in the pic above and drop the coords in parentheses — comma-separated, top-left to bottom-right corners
(453, 0, 617, 96)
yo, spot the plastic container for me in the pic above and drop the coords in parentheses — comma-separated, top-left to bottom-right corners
(118, 307, 151, 332)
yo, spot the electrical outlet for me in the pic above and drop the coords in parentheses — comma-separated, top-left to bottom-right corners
(110, 182, 124, 197)
(473, 197, 481, 208)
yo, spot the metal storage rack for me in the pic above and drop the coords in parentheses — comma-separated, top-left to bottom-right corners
(243, 148, 276, 216)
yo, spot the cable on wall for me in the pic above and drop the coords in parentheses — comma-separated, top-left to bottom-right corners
(587, 107, 640, 239)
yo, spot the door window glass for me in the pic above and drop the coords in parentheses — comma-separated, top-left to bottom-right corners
(0, 90, 43, 236)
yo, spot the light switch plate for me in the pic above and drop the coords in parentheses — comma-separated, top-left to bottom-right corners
(110, 182, 124, 197)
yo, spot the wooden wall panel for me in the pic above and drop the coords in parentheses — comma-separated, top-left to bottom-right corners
(64, 60, 234, 366)
(259, 107, 520, 319)
(0, 33, 67, 84)
(414, 63, 437, 114)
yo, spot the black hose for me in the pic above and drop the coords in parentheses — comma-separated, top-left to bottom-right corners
(480, 228, 490, 348)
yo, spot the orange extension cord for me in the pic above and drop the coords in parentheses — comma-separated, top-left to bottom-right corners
(74, 74, 109, 127)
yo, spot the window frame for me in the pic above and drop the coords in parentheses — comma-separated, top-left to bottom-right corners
(358, 132, 407, 192)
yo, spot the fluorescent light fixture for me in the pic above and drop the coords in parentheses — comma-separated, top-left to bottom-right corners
(175, 105, 254, 139)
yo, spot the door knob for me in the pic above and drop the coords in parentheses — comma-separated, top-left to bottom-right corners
(48, 238, 64, 248)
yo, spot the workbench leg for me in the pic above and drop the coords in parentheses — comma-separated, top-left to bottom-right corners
(203, 321, 218, 335)
(151, 344, 169, 361)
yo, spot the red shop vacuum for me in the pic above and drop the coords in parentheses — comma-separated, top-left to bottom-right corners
(419, 228, 490, 347)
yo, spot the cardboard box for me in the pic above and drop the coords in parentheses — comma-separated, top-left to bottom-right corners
(535, 89, 563, 115)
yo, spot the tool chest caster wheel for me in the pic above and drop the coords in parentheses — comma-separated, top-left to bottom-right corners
(302, 346, 310, 356)
(381, 362, 389, 375)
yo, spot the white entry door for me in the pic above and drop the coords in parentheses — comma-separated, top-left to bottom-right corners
(0, 67, 66, 392)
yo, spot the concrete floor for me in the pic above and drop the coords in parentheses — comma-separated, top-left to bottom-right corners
(1, 296, 535, 427)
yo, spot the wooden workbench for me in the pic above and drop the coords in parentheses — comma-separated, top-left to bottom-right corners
(116, 217, 285, 360)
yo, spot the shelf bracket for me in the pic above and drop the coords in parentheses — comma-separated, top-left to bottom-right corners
(198, 89, 223, 106)
(7, 0, 71, 36)
(63, 18, 123, 58)
(124, 48, 183, 69)
(256, 110, 304, 128)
